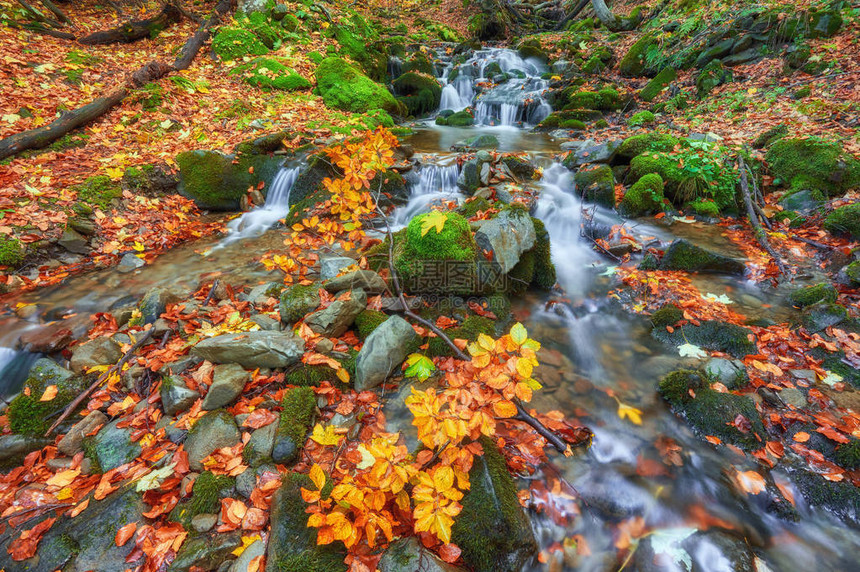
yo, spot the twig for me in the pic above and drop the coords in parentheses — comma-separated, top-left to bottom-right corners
(203, 279, 220, 305)
(738, 156, 790, 278)
(514, 403, 568, 453)
(46, 329, 155, 435)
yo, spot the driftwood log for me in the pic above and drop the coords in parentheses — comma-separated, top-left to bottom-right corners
(77, 2, 181, 45)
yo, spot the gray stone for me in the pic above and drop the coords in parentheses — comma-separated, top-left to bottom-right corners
(0, 434, 52, 463)
(562, 139, 621, 167)
(243, 419, 278, 465)
(246, 281, 282, 303)
(29, 357, 74, 386)
(704, 357, 747, 389)
(249, 313, 280, 330)
(185, 410, 241, 471)
(687, 132, 723, 144)
(65, 487, 145, 572)
(801, 302, 847, 333)
(379, 538, 465, 572)
(230, 538, 266, 572)
(139, 287, 183, 324)
(201, 363, 250, 410)
(191, 331, 304, 369)
(59, 227, 89, 254)
(117, 252, 145, 273)
(167, 531, 241, 572)
(324, 270, 387, 294)
(779, 387, 808, 408)
(238, 0, 269, 13)
(191, 513, 218, 533)
(58, 410, 107, 456)
(355, 315, 418, 391)
(457, 159, 480, 194)
(779, 189, 824, 214)
(559, 138, 596, 152)
(320, 256, 355, 280)
(158, 355, 202, 376)
(279, 283, 321, 324)
(161, 377, 200, 416)
(475, 209, 536, 273)
(789, 369, 817, 383)
(70, 337, 122, 373)
(305, 289, 367, 337)
(90, 419, 141, 472)
(479, 161, 492, 186)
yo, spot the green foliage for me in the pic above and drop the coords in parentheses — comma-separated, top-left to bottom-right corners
(72, 175, 122, 209)
(232, 57, 311, 91)
(617, 132, 679, 160)
(65, 49, 102, 66)
(0, 235, 24, 268)
(212, 27, 269, 61)
(136, 82, 164, 111)
(314, 57, 401, 115)
(627, 110, 655, 127)
(620, 173, 665, 216)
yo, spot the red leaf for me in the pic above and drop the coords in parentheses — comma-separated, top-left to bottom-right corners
(438, 543, 462, 563)
(115, 522, 137, 547)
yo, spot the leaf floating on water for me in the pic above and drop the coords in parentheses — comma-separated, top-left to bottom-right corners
(734, 470, 766, 495)
(672, 215, 696, 223)
(617, 401, 643, 425)
(678, 343, 707, 359)
(703, 292, 733, 304)
(649, 527, 696, 570)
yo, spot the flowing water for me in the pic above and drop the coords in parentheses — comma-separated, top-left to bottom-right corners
(0, 47, 857, 570)
(219, 166, 300, 246)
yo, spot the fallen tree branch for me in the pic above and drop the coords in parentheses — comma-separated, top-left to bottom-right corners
(738, 156, 790, 278)
(38, 0, 71, 24)
(46, 328, 154, 435)
(78, 3, 181, 45)
(3, 19, 77, 39)
(0, 0, 231, 161)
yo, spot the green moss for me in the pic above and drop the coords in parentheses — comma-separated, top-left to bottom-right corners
(752, 124, 788, 149)
(824, 203, 860, 240)
(835, 440, 860, 471)
(354, 309, 389, 341)
(560, 119, 586, 129)
(65, 49, 102, 66)
(428, 315, 496, 357)
(241, 11, 285, 49)
(672, 387, 766, 450)
(169, 470, 235, 524)
(285, 365, 334, 387)
(653, 318, 756, 358)
(8, 373, 88, 435)
(767, 139, 860, 198)
(279, 283, 321, 324)
(696, 59, 732, 98)
(627, 110, 655, 127)
(567, 88, 620, 111)
(617, 133, 679, 161)
(486, 293, 512, 322)
(444, 110, 475, 127)
(650, 304, 683, 329)
(334, 26, 386, 80)
(392, 72, 441, 116)
(212, 26, 269, 61)
(620, 173, 664, 216)
(72, 175, 122, 209)
(457, 196, 492, 218)
(277, 387, 316, 461)
(658, 369, 703, 405)
(687, 198, 720, 217)
(789, 283, 838, 308)
(0, 235, 24, 268)
(451, 436, 537, 572)
(401, 53, 435, 75)
(640, 67, 676, 101)
(791, 469, 860, 523)
(176, 149, 278, 211)
(845, 261, 860, 285)
(232, 57, 311, 91)
(517, 37, 547, 62)
(315, 57, 401, 115)
(531, 218, 555, 290)
(574, 164, 615, 208)
(619, 34, 656, 77)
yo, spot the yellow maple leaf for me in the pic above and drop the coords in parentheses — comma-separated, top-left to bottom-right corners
(309, 423, 343, 446)
(617, 401, 643, 425)
(420, 211, 448, 236)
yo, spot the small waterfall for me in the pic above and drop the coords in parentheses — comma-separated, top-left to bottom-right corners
(388, 56, 403, 81)
(0, 347, 39, 399)
(440, 84, 470, 112)
(220, 166, 300, 245)
(391, 162, 462, 228)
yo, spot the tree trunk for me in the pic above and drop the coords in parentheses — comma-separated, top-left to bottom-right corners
(590, 0, 620, 30)
(0, 0, 232, 161)
(38, 0, 71, 24)
(77, 2, 181, 45)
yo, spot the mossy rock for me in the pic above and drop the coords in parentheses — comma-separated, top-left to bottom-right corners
(517, 38, 547, 63)
(72, 175, 122, 209)
(279, 283, 320, 324)
(844, 261, 860, 286)
(272, 387, 316, 465)
(266, 473, 347, 571)
(616, 133, 679, 161)
(627, 110, 655, 127)
(566, 88, 620, 111)
(212, 27, 269, 61)
(652, 313, 756, 358)
(659, 372, 766, 451)
(628, 148, 736, 209)
(8, 372, 89, 436)
(334, 26, 387, 81)
(801, 301, 847, 333)
(766, 139, 860, 198)
(444, 109, 475, 127)
(392, 72, 441, 117)
(620, 173, 664, 216)
(696, 59, 732, 99)
(640, 67, 676, 101)
(314, 57, 402, 115)
(233, 57, 311, 91)
(752, 124, 788, 149)
(788, 283, 838, 309)
(451, 436, 538, 572)
(394, 212, 479, 295)
(658, 239, 745, 275)
(176, 150, 282, 211)
(574, 164, 615, 208)
(428, 315, 495, 357)
(401, 52, 434, 75)
(354, 309, 389, 341)
(790, 467, 860, 526)
(531, 217, 555, 290)
(824, 203, 860, 240)
(687, 199, 720, 218)
(619, 34, 656, 77)
(0, 235, 24, 268)
(170, 471, 235, 527)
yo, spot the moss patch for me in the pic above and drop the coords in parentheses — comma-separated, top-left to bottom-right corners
(212, 27, 269, 61)
(766, 138, 860, 198)
(72, 175, 122, 209)
(354, 309, 389, 341)
(392, 72, 441, 117)
(233, 57, 311, 91)
(824, 203, 860, 240)
(789, 283, 838, 308)
(620, 173, 664, 216)
(617, 133, 679, 161)
(428, 315, 495, 357)
(314, 57, 401, 115)
(0, 235, 24, 268)
(640, 67, 676, 101)
(627, 110, 655, 127)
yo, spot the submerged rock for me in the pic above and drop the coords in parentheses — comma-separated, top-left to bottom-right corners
(355, 315, 418, 391)
(191, 331, 304, 369)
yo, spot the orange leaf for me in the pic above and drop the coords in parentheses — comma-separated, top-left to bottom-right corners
(39, 385, 58, 401)
(493, 400, 517, 418)
(793, 431, 810, 442)
(438, 543, 462, 563)
(115, 522, 136, 547)
(735, 470, 766, 495)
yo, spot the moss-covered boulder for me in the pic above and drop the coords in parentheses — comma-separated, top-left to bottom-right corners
(427, 315, 495, 357)
(0, 235, 23, 268)
(616, 132, 679, 161)
(436, 109, 474, 126)
(395, 212, 478, 295)
(788, 283, 838, 309)
(658, 370, 766, 451)
(451, 437, 538, 572)
(314, 57, 402, 115)
(392, 72, 442, 116)
(752, 124, 788, 150)
(658, 239, 745, 275)
(265, 473, 346, 572)
(517, 38, 547, 63)
(619, 34, 656, 77)
(696, 60, 732, 98)
(401, 52, 435, 75)
(334, 26, 387, 81)
(279, 283, 321, 324)
(566, 88, 621, 111)
(628, 147, 736, 209)
(72, 175, 122, 209)
(824, 203, 860, 239)
(7, 369, 88, 436)
(574, 164, 615, 208)
(639, 67, 676, 101)
(170, 471, 236, 527)
(233, 57, 311, 90)
(627, 110, 655, 127)
(766, 139, 860, 198)
(212, 27, 269, 61)
(531, 217, 555, 289)
(801, 301, 847, 333)
(651, 305, 756, 358)
(176, 149, 282, 211)
(620, 173, 665, 216)
(271, 387, 316, 465)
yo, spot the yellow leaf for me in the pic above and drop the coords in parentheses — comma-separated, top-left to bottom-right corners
(46, 469, 80, 488)
(420, 211, 448, 237)
(232, 534, 261, 557)
(309, 423, 343, 446)
(617, 401, 642, 425)
(39, 385, 58, 401)
(56, 487, 74, 501)
(336, 367, 350, 383)
(309, 464, 326, 491)
(509, 322, 527, 346)
(493, 400, 518, 418)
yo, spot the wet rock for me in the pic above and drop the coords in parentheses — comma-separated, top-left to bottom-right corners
(457, 159, 480, 194)
(561, 139, 621, 168)
(167, 531, 241, 572)
(249, 313, 280, 331)
(229, 538, 266, 572)
(703, 357, 747, 389)
(658, 239, 746, 275)
(18, 323, 73, 352)
(58, 227, 89, 254)
(191, 331, 304, 369)
(475, 208, 536, 273)
(500, 155, 536, 180)
(379, 538, 465, 572)
(201, 364, 249, 410)
(779, 387, 807, 408)
(453, 134, 500, 151)
(89, 419, 141, 472)
(185, 410, 241, 471)
(652, 306, 756, 358)
(452, 437, 537, 572)
(58, 410, 107, 456)
(305, 289, 367, 337)
(0, 434, 52, 463)
(70, 337, 122, 373)
(243, 419, 278, 466)
(29, 357, 74, 386)
(320, 256, 355, 280)
(801, 301, 847, 333)
(265, 473, 347, 572)
(158, 355, 202, 376)
(139, 286, 183, 324)
(574, 164, 615, 208)
(191, 513, 218, 533)
(355, 315, 418, 391)
(788, 282, 837, 308)
(324, 269, 387, 295)
(279, 282, 321, 324)
(117, 252, 145, 273)
(778, 189, 823, 214)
